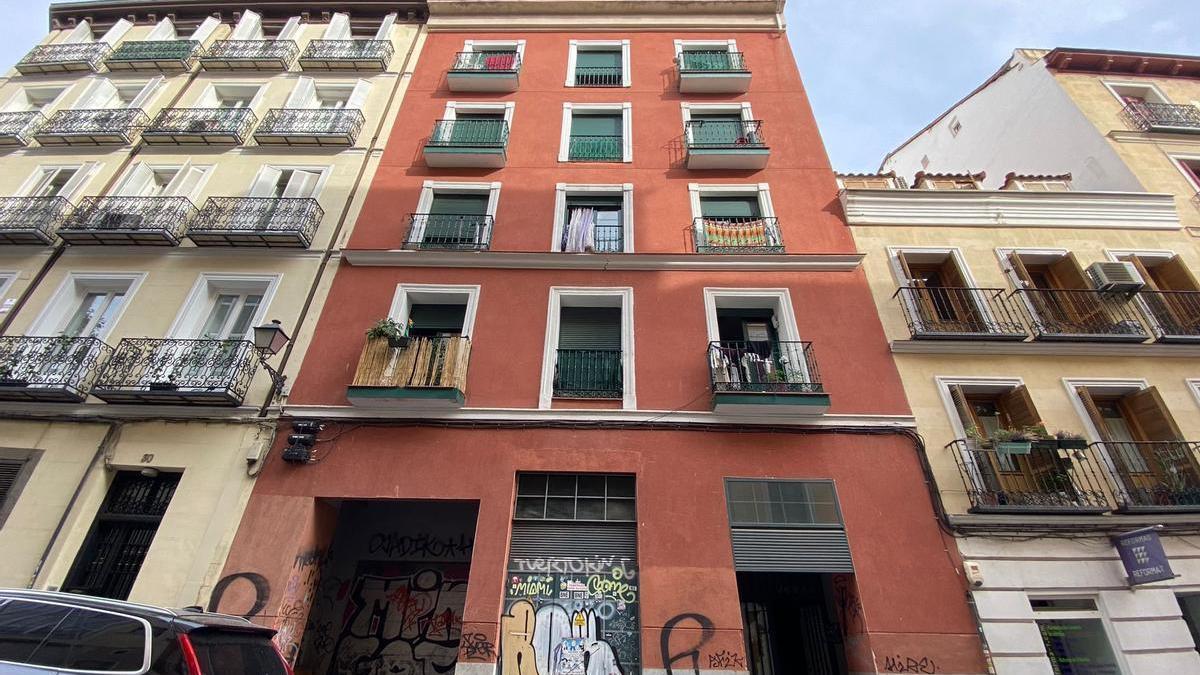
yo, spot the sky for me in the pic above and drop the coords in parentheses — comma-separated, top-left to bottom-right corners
(0, 0, 1197, 173)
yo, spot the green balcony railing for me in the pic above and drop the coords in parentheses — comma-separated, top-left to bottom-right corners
(574, 66, 622, 87)
(678, 51, 748, 73)
(107, 40, 202, 70)
(427, 119, 509, 147)
(568, 135, 622, 162)
(450, 51, 521, 73)
(553, 349, 622, 398)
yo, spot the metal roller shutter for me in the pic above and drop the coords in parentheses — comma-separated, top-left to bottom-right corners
(730, 528, 853, 573)
(557, 307, 621, 350)
(508, 520, 637, 560)
(0, 459, 24, 506)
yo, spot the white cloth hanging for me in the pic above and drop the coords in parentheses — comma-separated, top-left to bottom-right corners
(562, 207, 596, 253)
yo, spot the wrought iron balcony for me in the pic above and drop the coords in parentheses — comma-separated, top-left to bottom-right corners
(0, 336, 114, 403)
(1135, 290, 1200, 343)
(691, 217, 783, 254)
(949, 439, 1111, 514)
(33, 108, 149, 146)
(0, 111, 47, 147)
(447, 51, 521, 92)
(106, 40, 202, 71)
(677, 51, 751, 93)
(59, 196, 196, 246)
(554, 349, 622, 399)
(93, 338, 259, 406)
(199, 40, 299, 70)
(405, 213, 493, 250)
(1121, 101, 1200, 134)
(188, 197, 323, 248)
(1013, 288, 1148, 342)
(253, 108, 365, 147)
(574, 67, 622, 87)
(1098, 441, 1200, 512)
(685, 120, 768, 169)
(142, 107, 258, 145)
(424, 119, 509, 167)
(568, 135, 622, 162)
(348, 336, 471, 407)
(678, 51, 748, 73)
(709, 341, 828, 412)
(299, 39, 394, 71)
(15, 42, 111, 74)
(894, 286, 1030, 340)
(0, 196, 73, 245)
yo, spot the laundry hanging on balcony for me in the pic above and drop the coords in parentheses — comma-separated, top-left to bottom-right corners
(561, 206, 596, 252)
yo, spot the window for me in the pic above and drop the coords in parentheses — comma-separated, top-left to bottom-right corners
(1171, 156, 1200, 191)
(725, 479, 842, 527)
(436, 101, 514, 146)
(560, 103, 631, 162)
(944, 380, 1042, 474)
(1032, 596, 1121, 673)
(171, 275, 277, 340)
(63, 471, 181, 600)
(72, 77, 163, 111)
(892, 248, 996, 333)
(949, 116, 962, 136)
(566, 39, 629, 87)
(112, 162, 211, 200)
(19, 164, 94, 200)
(539, 288, 635, 409)
(0, 449, 40, 529)
(457, 39, 525, 68)
(705, 289, 811, 393)
(689, 183, 779, 252)
(1, 86, 66, 113)
(1016, 180, 1071, 192)
(1179, 594, 1200, 654)
(681, 102, 758, 147)
(515, 473, 636, 521)
(387, 284, 481, 339)
(29, 274, 143, 339)
(189, 632, 288, 675)
(410, 181, 500, 250)
(30, 604, 149, 672)
(283, 77, 371, 110)
(193, 83, 263, 109)
(1104, 81, 1170, 107)
(552, 183, 633, 253)
(247, 166, 325, 199)
(674, 39, 742, 71)
(836, 175, 903, 190)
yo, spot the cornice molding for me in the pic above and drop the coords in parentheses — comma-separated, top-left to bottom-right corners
(342, 250, 864, 271)
(891, 339, 1200, 358)
(840, 189, 1180, 230)
(0, 401, 272, 422)
(1107, 130, 1200, 147)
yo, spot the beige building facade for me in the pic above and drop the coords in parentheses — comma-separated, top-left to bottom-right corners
(0, 0, 426, 609)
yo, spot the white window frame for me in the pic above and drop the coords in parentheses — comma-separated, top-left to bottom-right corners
(994, 247, 1071, 289)
(441, 101, 515, 125)
(113, 162, 215, 200)
(1166, 153, 1200, 192)
(672, 38, 737, 61)
(539, 287, 635, 410)
(558, 102, 632, 163)
(551, 183, 634, 253)
(680, 102, 754, 144)
(387, 284, 481, 338)
(1028, 594, 1129, 675)
(0, 273, 15, 315)
(192, 82, 266, 110)
(1102, 80, 1173, 106)
(461, 39, 526, 62)
(15, 163, 97, 200)
(1188, 379, 1200, 411)
(246, 165, 332, 199)
(887, 246, 998, 330)
(935, 375, 1028, 482)
(313, 81, 365, 108)
(702, 287, 801, 342)
(1007, 178, 1071, 192)
(27, 272, 146, 339)
(414, 180, 501, 219)
(687, 183, 776, 219)
(167, 274, 281, 340)
(566, 39, 630, 87)
(1, 86, 67, 113)
(1063, 377, 1152, 443)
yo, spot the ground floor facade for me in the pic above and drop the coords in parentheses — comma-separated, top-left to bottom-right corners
(960, 532, 1200, 673)
(215, 423, 987, 675)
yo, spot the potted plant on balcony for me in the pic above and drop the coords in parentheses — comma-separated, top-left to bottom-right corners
(366, 318, 412, 348)
(992, 427, 1034, 456)
(1054, 430, 1088, 450)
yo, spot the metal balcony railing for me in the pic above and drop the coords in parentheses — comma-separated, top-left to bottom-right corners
(708, 341, 822, 394)
(1135, 290, 1200, 342)
(15, 42, 111, 74)
(450, 51, 521, 73)
(0, 196, 73, 245)
(405, 213, 493, 250)
(92, 338, 259, 406)
(893, 286, 1030, 340)
(677, 51, 748, 73)
(253, 108, 365, 146)
(1013, 288, 1148, 342)
(568, 135, 622, 161)
(685, 120, 765, 149)
(299, 39, 394, 70)
(949, 439, 1111, 514)
(351, 336, 471, 392)
(0, 111, 47, 147)
(1097, 441, 1200, 511)
(0, 336, 114, 403)
(691, 217, 783, 254)
(188, 197, 323, 248)
(1121, 101, 1200, 134)
(199, 40, 300, 70)
(142, 107, 258, 145)
(106, 40, 202, 71)
(554, 348, 622, 398)
(574, 66, 622, 87)
(33, 108, 149, 146)
(427, 119, 509, 148)
(60, 196, 196, 246)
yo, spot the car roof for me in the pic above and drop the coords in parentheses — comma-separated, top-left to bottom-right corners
(0, 589, 275, 635)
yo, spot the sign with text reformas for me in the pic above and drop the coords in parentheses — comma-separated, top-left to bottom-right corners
(1111, 527, 1175, 586)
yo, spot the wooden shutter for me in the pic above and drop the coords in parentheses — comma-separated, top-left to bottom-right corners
(78, 78, 120, 110)
(1007, 252, 1035, 287)
(1153, 255, 1200, 292)
(1076, 387, 1114, 442)
(1049, 252, 1091, 290)
(230, 10, 264, 40)
(558, 307, 621, 349)
(282, 170, 320, 198)
(164, 163, 207, 199)
(58, 163, 94, 200)
(113, 163, 157, 197)
(948, 384, 980, 435)
(127, 76, 165, 110)
(999, 385, 1042, 429)
(1121, 387, 1183, 442)
(1127, 256, 1160, 291)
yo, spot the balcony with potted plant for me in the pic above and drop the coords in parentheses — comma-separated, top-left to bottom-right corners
(347, 319, 470, 408)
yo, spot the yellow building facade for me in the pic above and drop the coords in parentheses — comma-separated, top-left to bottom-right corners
(0, 1, 426, 609)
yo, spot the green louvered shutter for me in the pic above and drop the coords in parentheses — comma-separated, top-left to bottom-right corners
(556, 307, 621, 397)
(426, 194, 489, 246)
(569, 114, 622, 160)
(700, 196, 761, 218)
(690, 112, 743, 146)
(449, 113, 504, 145)
(576, 50, 622, 69)
(408, 304, 466, 336)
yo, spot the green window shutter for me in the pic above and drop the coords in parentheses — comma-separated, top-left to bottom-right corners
(558, 307, 621, 349)
(576, 50, 622, 68)
(428, 194, 489, 216)
(571, 114, 622, 136)
(700, 196, 761, 218)
(690, 112, 742, 123)
(565, 196, 622, 210)
(408, 304, 466, 334)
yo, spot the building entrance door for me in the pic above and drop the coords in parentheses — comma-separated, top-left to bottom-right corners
(737, 572, 847, 675)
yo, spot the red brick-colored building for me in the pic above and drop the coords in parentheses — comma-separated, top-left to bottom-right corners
(215, 2, 987, 673)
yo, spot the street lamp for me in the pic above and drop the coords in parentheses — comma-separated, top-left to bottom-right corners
(253, 319, 290, 389)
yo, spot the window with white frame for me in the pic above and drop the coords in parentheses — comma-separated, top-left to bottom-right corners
(1104, 81, 1171, 107)
(681, 102, 758, 147)
(227, 10, 302, 41)
(170, 275, 278, 340)
(552, 184, 633, 253)
(409, 181, 501, 250)
(540, 288, 635, 409)
(1, 86, 67, 113)
(673, 39, 741, 71)
(72, 76, 163, 111)
(388, 284, 481, 339)
(455, 39, 526, 71)
(936, 377, 1037, 475)
(17, 164, 95, 200)
(193, 83, 264, 109)
(29, 273, 144, 339)
(567, 40, 630, 87)
(688, 183, 779, 252)
(247, 166, 327, 199)
(0, 273, 16, 316)
(1170, 155, 1200, 192)
(559, 103, 632, 163)
(1030, 597, 1122, 672)
(435, 101, 514, 145)
(112, 161, 211, 200)
(283, 76, 371, 110)
(703, 288, 813, 392)
(888, 247, 1004, 336)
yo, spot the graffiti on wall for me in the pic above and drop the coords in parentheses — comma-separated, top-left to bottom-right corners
(659, 613, 714, 675)
(500, 558, 640, 674)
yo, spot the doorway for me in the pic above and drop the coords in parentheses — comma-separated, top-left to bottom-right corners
(738, 572, 847, 675)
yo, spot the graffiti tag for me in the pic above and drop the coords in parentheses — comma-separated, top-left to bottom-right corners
(884, 655, 938, 673)
(660, 613, 715, 675)
(367, 531, 474, 559)
(708, 650, 747, 669)
(460, 632, 497, 661)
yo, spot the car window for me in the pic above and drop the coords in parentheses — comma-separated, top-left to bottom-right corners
(55, 607, 147, 671)
(0, 599, 75, 666)
(189, 631, 288, 675)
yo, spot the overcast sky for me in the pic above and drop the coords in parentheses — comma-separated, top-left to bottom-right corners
(1, 1, 1197, 173)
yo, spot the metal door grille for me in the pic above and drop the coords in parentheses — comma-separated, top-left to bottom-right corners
(509, 520, 637, 560)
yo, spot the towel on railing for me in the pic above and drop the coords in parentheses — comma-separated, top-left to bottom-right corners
(485, 54, 515, 70)
(704, 220, 767, 248)
(562, 207, 596, 252)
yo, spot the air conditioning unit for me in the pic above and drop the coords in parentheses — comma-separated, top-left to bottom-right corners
(1087, 261, 1145, 293)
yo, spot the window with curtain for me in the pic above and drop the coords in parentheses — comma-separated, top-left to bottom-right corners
(559, 195, 622, 253)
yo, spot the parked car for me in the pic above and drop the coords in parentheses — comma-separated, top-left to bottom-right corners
(0, 589, 290, 674)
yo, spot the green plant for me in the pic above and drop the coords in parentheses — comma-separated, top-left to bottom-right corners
(1055, 430, 1085, 441)
(366, 318, 410, 341)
